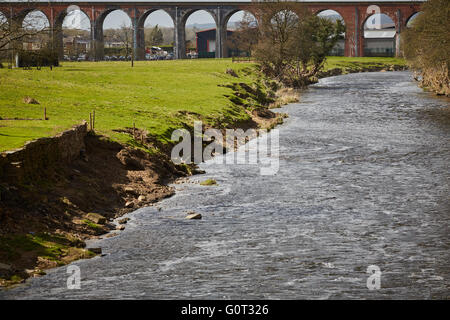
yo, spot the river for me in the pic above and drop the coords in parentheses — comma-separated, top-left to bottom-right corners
(1, 71, 449, 299)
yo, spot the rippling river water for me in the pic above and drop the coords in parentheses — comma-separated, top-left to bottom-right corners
(2, 71, 449, 299)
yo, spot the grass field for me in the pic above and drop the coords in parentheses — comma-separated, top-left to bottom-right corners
(324, 56, 406, 70)
(0, 57, 406, 152)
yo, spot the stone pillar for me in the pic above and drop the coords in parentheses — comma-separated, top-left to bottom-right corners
(92, 17, 104, 61)
(52, 9, 64, 61)
(215, 7, 223, 58)
(215, 28, 222, 58)
(355, 6, 361, 57)
(132, 12, 138, 60)
(174, 7, 186, 59)
(136, 19, 145, 60)
(395, 9, 402, 57)
(53, 25, 64, 60)
(9, 12, 24, 67)
(217, 8, 232, 58)
(340, 10, 355, 57)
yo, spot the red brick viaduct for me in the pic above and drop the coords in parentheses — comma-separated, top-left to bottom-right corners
(0, 1, 424, 59)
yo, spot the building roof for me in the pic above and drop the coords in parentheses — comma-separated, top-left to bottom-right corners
(195, 28, 232, 35)
(364, 30, 396, 38)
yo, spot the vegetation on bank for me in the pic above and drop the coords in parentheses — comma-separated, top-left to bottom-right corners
(0, 232, 95, 287)
(323, 56, 406, 72)
(234, 0, 345, 88)
(200, 178, 217, 186)
(0, 57, 406, 153)
(402, 0, 449, 96)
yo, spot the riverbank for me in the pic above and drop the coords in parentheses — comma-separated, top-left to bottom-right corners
(0, 110, 283, 287)
(0, 57, 407, 287)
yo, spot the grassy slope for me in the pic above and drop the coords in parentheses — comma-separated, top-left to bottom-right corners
(325, 56, 406, 70)
(0, 59, 255, 152)
(0, 57, 406, 152)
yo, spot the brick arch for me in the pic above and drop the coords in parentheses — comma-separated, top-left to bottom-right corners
(223, 8, 258, 29)
(260, 7, 300, 32)
(181, 8, 218, 28)
(95, 7, 133, 31)
(135, 8, 176, 60)
(361, 11, 397, 36)
(91, 8, 134, 61)
(137, 8, 175, 28)
(314, 9, 347, 57)
(313, 8, 347, 22)
(54, 6, 92, 29)
(359, 10, 397, 58)
(0, 8, 9, 20)
(361, 9, 398, 33)
(405, 11, 421, 27)
(221, 9, 259, 58)
(180, 8, 218, 58)
(53, 7, 92, 60)
(18, 8, 51, 27)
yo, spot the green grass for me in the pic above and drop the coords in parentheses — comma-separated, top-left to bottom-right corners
(82, 219, 102, 231)
(324, 56, 406, 71)
(0, 232, 95, 285)
(0, 59, 256, 152)
(0, 57, 406, 152)
(200, 178, 217, 186)
(0, 232, 85, 262)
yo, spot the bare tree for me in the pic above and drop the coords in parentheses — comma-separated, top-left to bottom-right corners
(226, 12, 259, 57)
(117, 23, 134, 66)
(402, 0, 449, 96)
(0, 6, 52, 66)
(252, 1, 345, 87)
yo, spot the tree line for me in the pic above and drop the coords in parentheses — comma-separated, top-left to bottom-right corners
(402, 0, 449, 96)
(228, 1, 345, 88)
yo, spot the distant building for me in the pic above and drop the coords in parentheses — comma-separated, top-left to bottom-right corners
(195, 29, 233, 58)
(364, 30, 396, 57)
(23, 40, 43, 51)
(63, 35, 91, 54)
(104, 41, 123, 48)
(323, 12, 396, 57)
(195, 24, 396, 58)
